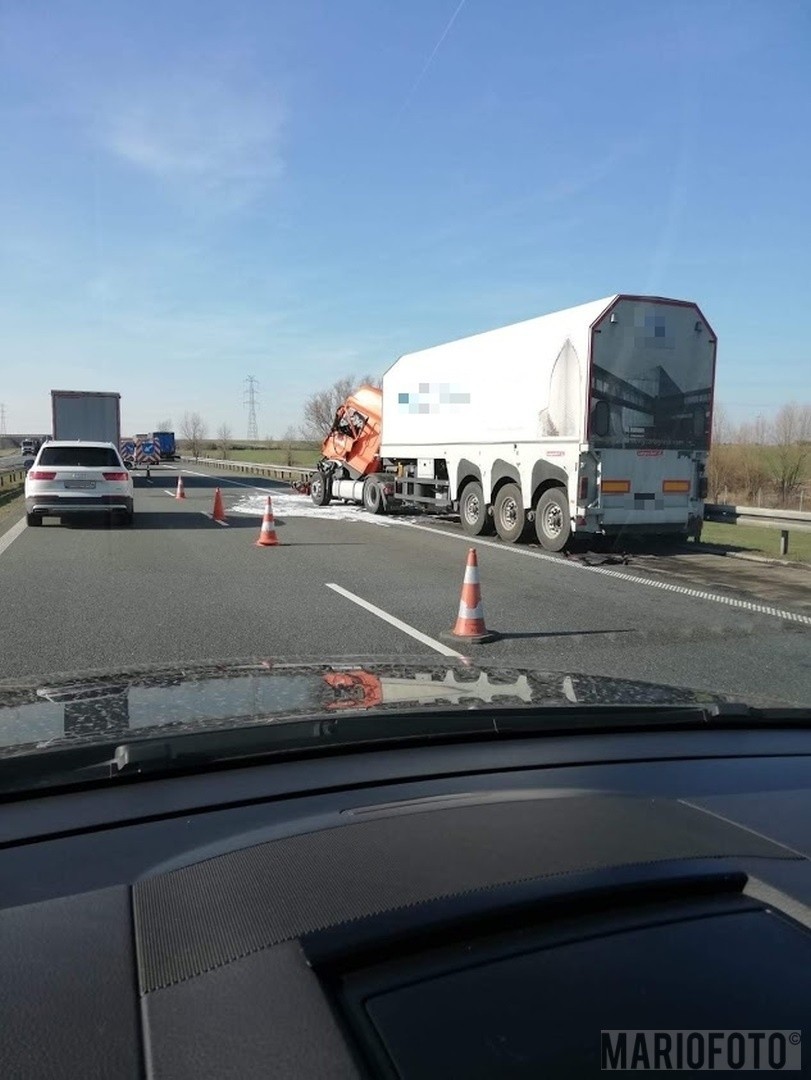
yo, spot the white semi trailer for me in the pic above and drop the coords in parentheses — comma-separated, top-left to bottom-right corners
(312, 295, 717, 550)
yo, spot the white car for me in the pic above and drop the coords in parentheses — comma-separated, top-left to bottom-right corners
(24, 441, 134, 527)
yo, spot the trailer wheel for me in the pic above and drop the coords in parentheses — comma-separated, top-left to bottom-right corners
(494, 483, 529, 543)
(363, 478, 387, 515)
(310, 471, 332, 506)
(534, 488, 571, 551)
(459, 481, 493, 537)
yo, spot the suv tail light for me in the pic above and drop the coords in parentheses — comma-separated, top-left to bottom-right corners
(28, 470, 56, 480)
(102, 471, 128, 481)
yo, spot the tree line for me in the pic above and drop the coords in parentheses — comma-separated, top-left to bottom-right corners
(708, 402, 810, 507)
(174, 387, 810, 510)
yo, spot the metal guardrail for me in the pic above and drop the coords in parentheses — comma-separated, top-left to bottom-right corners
(705, 502, 811, 557)
(705, 503, 811, 531)
(0, 467, 25, 491)
(180, 455, 316, 484)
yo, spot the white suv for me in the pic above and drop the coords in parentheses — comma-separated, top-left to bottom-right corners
(25, 441, 134, 527)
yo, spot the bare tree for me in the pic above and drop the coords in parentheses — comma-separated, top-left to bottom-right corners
(300, 374, 380, 440)
(216, 423, 232, 460)
(156, 418, 173, 431)
(764, 402, 811, 505)
(180, 411, 208, 460)
(283, 425, 297, 467)
(707, 404, 734, 501)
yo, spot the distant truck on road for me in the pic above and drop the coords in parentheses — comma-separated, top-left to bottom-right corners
(153, 431, 178, 460)
(51, 390, 121, 446)
(311, 295, 717, 550)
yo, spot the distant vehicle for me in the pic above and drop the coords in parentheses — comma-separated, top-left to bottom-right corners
(20, 438, 36, 457)
(311, 295, 716, 550)
(24, 440, 134, 527)
(51, 390, 121, 445)
(153, 431, 178, 460)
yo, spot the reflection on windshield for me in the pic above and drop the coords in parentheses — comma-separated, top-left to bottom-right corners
(0, 667, 537, 749)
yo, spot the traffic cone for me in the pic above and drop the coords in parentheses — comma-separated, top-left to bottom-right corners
(175, 474, 185, 499)
(255, 496, 280, 547)
(211, 488, 226, 523)
(444, 548, 498, 644)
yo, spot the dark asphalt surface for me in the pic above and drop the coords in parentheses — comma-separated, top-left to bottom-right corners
(1, 463, 809, 706)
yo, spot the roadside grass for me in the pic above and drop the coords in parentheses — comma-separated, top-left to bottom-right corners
(0, 487, 24, 526)
(219, 447, 320, 467)
(701, 521, 811, 563)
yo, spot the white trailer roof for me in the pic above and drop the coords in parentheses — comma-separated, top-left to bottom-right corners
(387, 296, 617, 374)
(381, 296, 619, 448)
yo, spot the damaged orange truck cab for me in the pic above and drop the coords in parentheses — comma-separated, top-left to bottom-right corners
(320, 385, 383, 478)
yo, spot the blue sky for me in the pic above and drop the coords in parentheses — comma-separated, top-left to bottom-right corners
(2, 0, 809, 436)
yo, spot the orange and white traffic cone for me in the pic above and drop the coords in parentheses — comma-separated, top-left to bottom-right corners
(255, 496, 280, 547)
(211, 488, 226, 523)
(444, 548, 498, 643)
(175, 474, 185, 499)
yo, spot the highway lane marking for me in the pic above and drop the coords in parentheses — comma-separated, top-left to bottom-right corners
(0, 517, 27, 558)
(166, 466, 282, 494)
(201, 513, 230, 527)
(326, 583, 464, 658)
(392, 521, 811, 628)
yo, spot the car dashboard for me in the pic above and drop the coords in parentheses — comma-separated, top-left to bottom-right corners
(2, 724, 811, 1078)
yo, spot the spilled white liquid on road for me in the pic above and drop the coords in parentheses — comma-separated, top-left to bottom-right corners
(227, 490, 395, 526)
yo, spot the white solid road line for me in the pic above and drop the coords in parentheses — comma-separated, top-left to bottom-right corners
(0, 517, 27, 558)
(201, 513, 230, 527)
(394, 520, 811, 627)
(168, 465, 280, 494)
(326, 583, 464, 658)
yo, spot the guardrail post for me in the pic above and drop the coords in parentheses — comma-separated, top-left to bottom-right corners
(780, 530, 789, 557)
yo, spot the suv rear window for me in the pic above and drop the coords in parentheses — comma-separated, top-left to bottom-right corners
(39, 447, 121, 467)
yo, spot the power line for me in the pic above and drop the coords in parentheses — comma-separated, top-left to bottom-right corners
(244, 376, 259, 441)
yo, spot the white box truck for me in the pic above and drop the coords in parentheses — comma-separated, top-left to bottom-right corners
(51, 391, 122, 446)
(311, 295, 717, 550)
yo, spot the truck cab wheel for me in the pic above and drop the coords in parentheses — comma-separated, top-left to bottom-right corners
(494, 483, 529, 543)
(534, 488, 571, 551)
(363, 478, 387, 515)
(459, 481, 493, 537)
(310, 472, 332, 506)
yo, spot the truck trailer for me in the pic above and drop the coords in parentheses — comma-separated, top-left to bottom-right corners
(311, 295, 716, 550)
(51, 390, 121, 446)
(153, 431, 178, 461)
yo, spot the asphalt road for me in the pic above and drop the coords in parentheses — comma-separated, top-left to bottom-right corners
(1, 463, 810, 706)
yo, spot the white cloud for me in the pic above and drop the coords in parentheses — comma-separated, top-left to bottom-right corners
(98, 71, 285, 206)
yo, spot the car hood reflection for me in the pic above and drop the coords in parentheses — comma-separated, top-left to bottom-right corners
(0, 657, 729, 755)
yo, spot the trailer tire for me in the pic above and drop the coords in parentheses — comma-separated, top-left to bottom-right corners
(494, 483, 529, 543)
(459, 481, 493, 537)
(363, 478, 387, 515)
(534, 487, 571, 551)
(310, 471, 332, 507)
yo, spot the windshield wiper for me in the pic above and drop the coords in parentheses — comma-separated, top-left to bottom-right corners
(0, 702, 809, 797)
